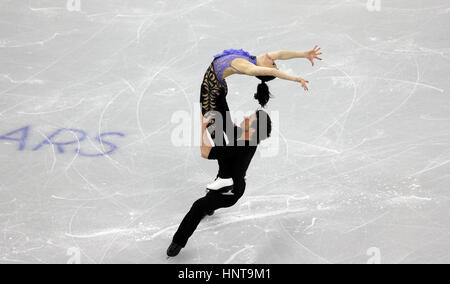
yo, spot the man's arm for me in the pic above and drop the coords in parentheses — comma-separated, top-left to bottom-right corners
(201, 117, 240, 160)
(200, 114, 213, 159)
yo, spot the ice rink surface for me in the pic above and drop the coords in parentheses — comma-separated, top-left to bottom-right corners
(0, 0, 449, 264)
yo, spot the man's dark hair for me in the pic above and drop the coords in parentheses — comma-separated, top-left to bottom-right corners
(250, 110, 272, 144)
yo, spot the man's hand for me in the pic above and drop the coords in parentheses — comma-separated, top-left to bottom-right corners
(202, 113, 213, 128)
(296, 77, 310, 91)
(201, 113, 214, 158)
(306, 45, 323, 67)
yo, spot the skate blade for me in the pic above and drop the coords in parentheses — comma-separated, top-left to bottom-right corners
(206, 185, 234, 192)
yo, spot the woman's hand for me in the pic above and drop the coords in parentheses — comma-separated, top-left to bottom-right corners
(296, 77, 310, 91)
(306, 45, 323, 67)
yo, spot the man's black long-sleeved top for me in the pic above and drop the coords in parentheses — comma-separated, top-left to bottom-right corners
(207, 127, 257, 181)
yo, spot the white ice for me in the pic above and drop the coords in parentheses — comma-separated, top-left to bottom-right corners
(0, 0, 449, 264)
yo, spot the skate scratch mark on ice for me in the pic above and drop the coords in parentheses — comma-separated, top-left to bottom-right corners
(60, 71, 114, 94)
(312, 64, 358, 144)
(146, 225, 179, 240)
(344, 33, 438, 57)
(175, 0, 216, 18)
(264, 141, 418, 195)
(0, 30, 79, 48)
(93, 183, 207, 260)
(0, 19, 40, 33)
(352, 56, 421, 133)
(278, 220, 331, 264)
(140, 207, 311, 242)
(52, 194, 120, 202)
(327, 146, 415, 181)
(100, 221, 159, 263)
(67, 201, 99, 264)
(135, 44, 198, 141)
(341, 130, 385, 152)
(420, 115, 450, 121)
(395, 47, 450, 60)
(70, 86, 131, 172)
(34, 129, 57, 174)
(196, 207, 309, 233)
(408, 159, 450, 177)
(17, 99, 85, 115)
(395, 232, 450, 264)
(0, 74, 44, 85)
(63, 132, 83, 173)
(136, 65, 172, 140)
(332, 69, 359, 147)
(78, 166, 132, 211)
(66, 228, 136, 239)
(28, 6, 64, 12)
(224, 245, 254, 264)
(97, 82, 133, 153)
(0, 16, 118, 97)
(247, 194, 310, 202)
(0, 98, 34, 117)
(161, 73, 194, 114)
(380, 3, 450, 13)
(388, 196, 432, 204)
(322, 75, 444, 93)
(61, 51, 124, 92)
(74, 134, 132, 174)
(343, 211, 390, 234)
(0, 199, 16, 206)
(135, 6, 166, 45)
(276, 130, 290, 159)
(286, 139, 341, 155)
(265, 146, 414, 197)
(133, 8, 173, 140)
(124, 0, 213, 19)
(304, 218, 317, 232)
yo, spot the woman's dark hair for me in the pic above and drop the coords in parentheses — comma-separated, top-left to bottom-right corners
(255, 76, 276, 108)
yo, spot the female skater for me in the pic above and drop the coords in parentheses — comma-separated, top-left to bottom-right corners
(201, 46, 323, 191)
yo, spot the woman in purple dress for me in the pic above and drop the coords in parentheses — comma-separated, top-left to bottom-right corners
(200, 47, 323, 191)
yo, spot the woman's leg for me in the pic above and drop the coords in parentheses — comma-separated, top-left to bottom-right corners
(200, 62, 232, 178)
(200, 63, 227, 142)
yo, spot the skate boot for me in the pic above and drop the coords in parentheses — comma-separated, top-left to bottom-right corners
(206, 177, 233, 192)
(167, 242, 183, 257)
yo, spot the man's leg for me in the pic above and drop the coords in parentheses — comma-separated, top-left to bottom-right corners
(217, 157, 233, 179)
(172, 191, 241, 248)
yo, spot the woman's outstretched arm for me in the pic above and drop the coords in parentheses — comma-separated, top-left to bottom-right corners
(268, 46, 323, 66)
(268, 50, 308, 60)
(243, 65, 310, 91)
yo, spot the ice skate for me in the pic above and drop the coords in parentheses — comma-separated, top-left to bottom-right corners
(206, 177, 233, 192)
(167, 242, 183, 257)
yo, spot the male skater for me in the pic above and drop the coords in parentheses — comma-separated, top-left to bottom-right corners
(167, 110, 272, 257)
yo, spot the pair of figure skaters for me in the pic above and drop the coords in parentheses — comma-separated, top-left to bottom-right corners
(168, 46, 323, 257)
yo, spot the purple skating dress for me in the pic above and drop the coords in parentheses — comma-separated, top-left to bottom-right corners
(200, 49, 257, 141)
(213, 49, 258, 83)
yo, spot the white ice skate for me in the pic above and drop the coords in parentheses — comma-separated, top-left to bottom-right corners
(206, 177, 234, 192)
